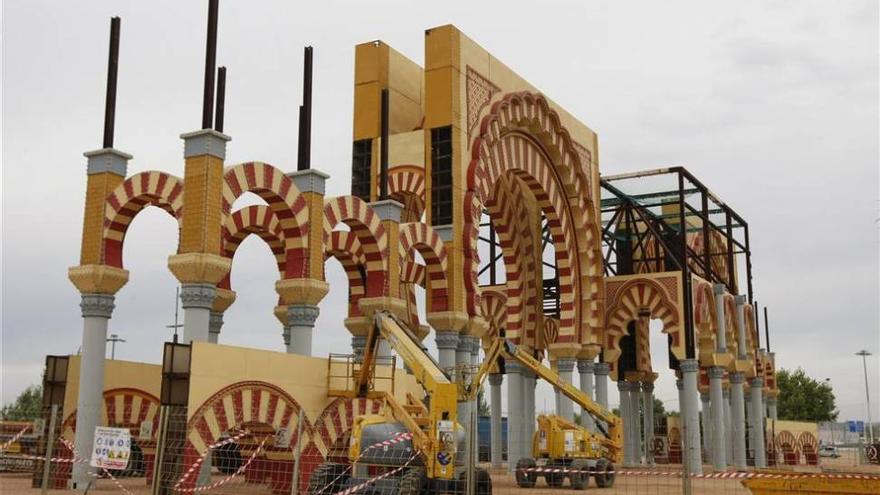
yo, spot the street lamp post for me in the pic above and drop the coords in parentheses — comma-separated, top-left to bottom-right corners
(825, 378, 835, 446)
(856, 350, 874, 444)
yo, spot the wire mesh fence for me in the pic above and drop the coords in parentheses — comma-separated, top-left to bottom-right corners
(3, 403, 880, 495)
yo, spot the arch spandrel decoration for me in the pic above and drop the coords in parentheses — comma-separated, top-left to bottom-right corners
(62, 388, 161, 442)
(602, 272, 685, 377)
(103, 171, 184, 268)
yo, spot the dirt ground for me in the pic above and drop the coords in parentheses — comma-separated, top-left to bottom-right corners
(3, 458, 879, 495)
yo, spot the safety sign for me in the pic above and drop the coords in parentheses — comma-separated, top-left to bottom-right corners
(90, 426, 131, 470)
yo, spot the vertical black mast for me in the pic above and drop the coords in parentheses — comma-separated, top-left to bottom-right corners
(202, 0, 220, 129)
(298, 46, 314, 170)
(102, 17, 121, 148)
(214, 67, 226, 133)
(379, 88, 389, 200)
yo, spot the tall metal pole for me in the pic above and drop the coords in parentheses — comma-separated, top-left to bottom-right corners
(297, 46, 313, 171)
(167, 287, 183, 342)
(102, 17, 121, 148)
(763, 307, 770, 352)
(214, 66, 226, 133)
(201, 0, 220, 129)
(379, 88, 389, 200)
(856, 350, 874, 443)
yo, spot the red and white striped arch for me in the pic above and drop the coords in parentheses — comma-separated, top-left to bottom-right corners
(309, 397, 384, 457)
(323, 196, 388, 298)
(103, 171, 183, 268)
(223, 205, 286, 278)
(603, 275, 684, 376)
(223, 162, 311, 278)
(186, 381, 305, 455)
(388, 166, 426, 222)
(325, 231, 367, 317)
(62, 388, 161, 442)
(398, 223, 448, 313)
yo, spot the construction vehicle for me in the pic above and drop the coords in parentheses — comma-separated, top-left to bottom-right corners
(479, 342, 622, 490)
(308, 311, 491, 495)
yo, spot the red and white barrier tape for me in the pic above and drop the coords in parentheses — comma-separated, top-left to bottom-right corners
(517, 466, 880, 481)
(312, 431, 415, 495)
(331, 451, 419, 495)
(173, 428, 252, 489)
(173, 435, 270, 493)
(59, 437, 134, 495)
(0, 424, 32, 451)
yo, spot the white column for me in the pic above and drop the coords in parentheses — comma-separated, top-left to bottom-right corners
(619, 381, 634, 465)
(287, 304, 319, 355)
(456, 335, 473, 439)
(749, 378, 767, 468)
(435, 331, 460, 372)
(643, 382, 655, 464)
(681, 359, 704, 475)
(556, 358, 576, 422)
(506, 362, 523, 471)
(734, 295, 748, 359)
(594, 362, 610, 409)
(577, 358, 596, 431)
(730, 372, 747, 470)
(767, 397, 778, 421)
(489, 374, 504, 469)
(708, 366, 727, 470)
(180, 283, 215, 343)
(701, 392, 712, 458)
(724, 387, 733, 466)
(208, 311, 223, 344)
(523, 370, 536, 456)
(72, 294, 115, 489)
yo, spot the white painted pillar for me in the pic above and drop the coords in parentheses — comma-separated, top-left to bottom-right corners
(506, 362, 523, 471)
(208, 311, 223, 344)
(523, 370, 536, 456)
(435, 331, 460, 373)
(577, 359, 596, 433)
(643, 381, 655, 464)
(681, 359, 704, 475)
(594, 362, 610, 409)
(735, 295, 748, 359)
(730, 372, 747, 470)
(701, 392, 712, 458)
(72, 294, 115, 489)
(619, 381, 634, 465)
(767, 397, 778, 421)
(556, 358, 576, 422)
(708, 366, 727, 470)
(489, 373, 503, 469)
(180, 283, 215, 344)
(286, 304, 319, 356)
(749, 378, 767, 468)
(724, 387, 733, 466)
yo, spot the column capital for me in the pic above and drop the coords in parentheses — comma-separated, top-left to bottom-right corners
(432, 224, 454, 243)
(282, 326, 291, 346)
(713, 283, 726, 296)
(708, 366, 726, 379)
(275, 278, 330, 306)
(69, 264, 129, 295)
(577, 359, 595, 374)
(766, 396, 778, 405)
(426, 311, 469, 332)
(435, 330, 460, 350)
(641, 381, 655, 393)
(594, 362, 611, 376)
(368, 199, 405, 222)
(180, 128, 231, 159)
(209, 311, 223, 338)
(680, 359, 700, 373)
(700, 392, 710, 401)
(556, 357, 576, 373)
(80, 294, 116, 318)
(489, 374, 504, 386)
(287, 304, 319, 327)
(734, 294, 747, 305)
(506, 361, 523, 374)
(617, 380, 632, 392)
(286, 169, 329, 194)
(83, 148, 131, 176)
(749, 377, 764, 388)
(729, 371, 745, 384)
(180, 283, 216, 310)
(168, 253, 231, 285)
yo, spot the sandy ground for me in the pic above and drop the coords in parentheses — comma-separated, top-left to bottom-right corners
(2, 459, 878, 494)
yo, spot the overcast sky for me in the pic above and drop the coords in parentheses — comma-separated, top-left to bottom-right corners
(2, 0, 878, 423)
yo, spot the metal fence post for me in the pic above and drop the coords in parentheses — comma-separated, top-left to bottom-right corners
(151, 405, 169, 495)
(41, 404, 59, 494)
(291, 409, 306, 495)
